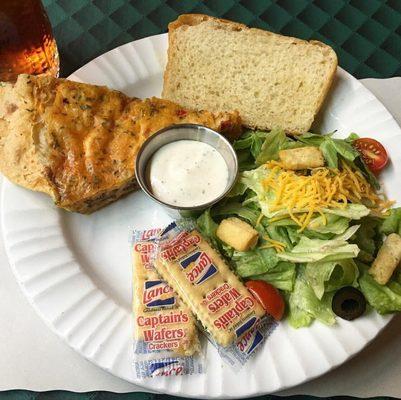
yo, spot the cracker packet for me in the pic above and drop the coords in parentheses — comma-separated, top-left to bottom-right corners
(155, 221, 277, 368)
(132, 228, 204, 378)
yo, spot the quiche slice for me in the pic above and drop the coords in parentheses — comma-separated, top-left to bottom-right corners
(0, 75, 242, 213)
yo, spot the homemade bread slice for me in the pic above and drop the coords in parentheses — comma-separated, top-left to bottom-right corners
(163, 14, 338, 134)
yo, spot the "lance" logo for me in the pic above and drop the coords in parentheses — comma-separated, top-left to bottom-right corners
(180, 251, 218, 285)
(143, 280, 175, 308)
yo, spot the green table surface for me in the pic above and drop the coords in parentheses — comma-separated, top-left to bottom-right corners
(4, 0, 401, 399)
(42, 0, 401, 79)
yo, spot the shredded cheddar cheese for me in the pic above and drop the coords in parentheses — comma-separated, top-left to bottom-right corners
(256, 212, 264, 226)
(268, 214, 294, 223)
(261, 235, 286, 252)
(262, 160, 393, 231)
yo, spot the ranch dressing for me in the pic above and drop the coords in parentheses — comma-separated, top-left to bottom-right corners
(147, 140, 229, 207)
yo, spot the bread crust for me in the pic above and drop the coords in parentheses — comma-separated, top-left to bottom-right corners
(163, 14, 338, 134)
(0, 75, 242, 213)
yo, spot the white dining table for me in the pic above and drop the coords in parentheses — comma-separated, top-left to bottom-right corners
(1, 77, 401, 397)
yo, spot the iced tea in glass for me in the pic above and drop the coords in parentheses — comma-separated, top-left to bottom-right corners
(0, 0, 59, 81)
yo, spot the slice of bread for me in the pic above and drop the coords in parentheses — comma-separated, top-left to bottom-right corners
(162, 14, 338, 134)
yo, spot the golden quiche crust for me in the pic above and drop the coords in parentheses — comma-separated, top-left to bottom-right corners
(0, 75, 242, 213)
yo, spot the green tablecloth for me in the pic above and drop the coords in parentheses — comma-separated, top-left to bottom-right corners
(43, 0, 401, 79)
(3, 1, 401, 399)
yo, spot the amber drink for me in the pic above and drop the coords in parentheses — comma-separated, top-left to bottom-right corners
(0, 0, 59, 81)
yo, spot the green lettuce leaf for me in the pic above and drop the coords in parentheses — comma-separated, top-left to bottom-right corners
(334, 224, 361, 241)
(343, 132, 380, 189)
(332, 139, 359, 161)
(351, 158, 380, 190)
(250, 261, 296, 291)
(233, 131, 255, 150)
(240, 167, 277, 217)
(240, 166, 270, 196)
(197, 209, 219, 246)
(345, 132, 360, 142)
(307, 214, 350, 234)
(226, 180, 248, 197)
(297, 132, 328, 146)
(264, 225, 294, 250)
(266, 217, 298, 227)
(304, 230, 336, 240)
(319, 139, 338, 168)
(322, 204, 370, 220)
(232, 247, 279, 277)
(287, 294, 313, 328)
(251, 133, 265, 160)
(255, 128, 287, 165)
(288, 267, 336, 328)
(351, 216, 383, 263)
(197, 210, 235, 258)
(212, 201, 260, 226)
(197, 209, 217, 235)
(233, 130, 269, 168)
(305, 259, 359, 299)
(380, 207, 401, 236)
(280, 140, 306, 150)
(236, 148, 256, 171)
(277, 226, 360, 263)
(298, 132, 359, 168)
(234, 130, 273, 160)
(278, 244, 359, 263)
(359, 272, 401, 314)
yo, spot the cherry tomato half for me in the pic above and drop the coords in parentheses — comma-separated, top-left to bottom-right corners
(353, 138, 388, 174)
(245, 280, 285, 320)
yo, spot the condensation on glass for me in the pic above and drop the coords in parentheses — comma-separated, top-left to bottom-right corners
(0, 0, 59, 81)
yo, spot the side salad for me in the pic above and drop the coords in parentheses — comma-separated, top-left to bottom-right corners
(195, 129, 401, 328)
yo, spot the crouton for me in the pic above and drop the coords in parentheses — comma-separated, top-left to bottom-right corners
(279, 146, 325, 170)
(216, 217, 259, 251)
(369, 233, 401, 285)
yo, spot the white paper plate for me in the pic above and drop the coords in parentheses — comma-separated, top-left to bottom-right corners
(2, 33, 401, 398)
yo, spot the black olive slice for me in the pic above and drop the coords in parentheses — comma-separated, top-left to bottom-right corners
(332, 286, 366, 321)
